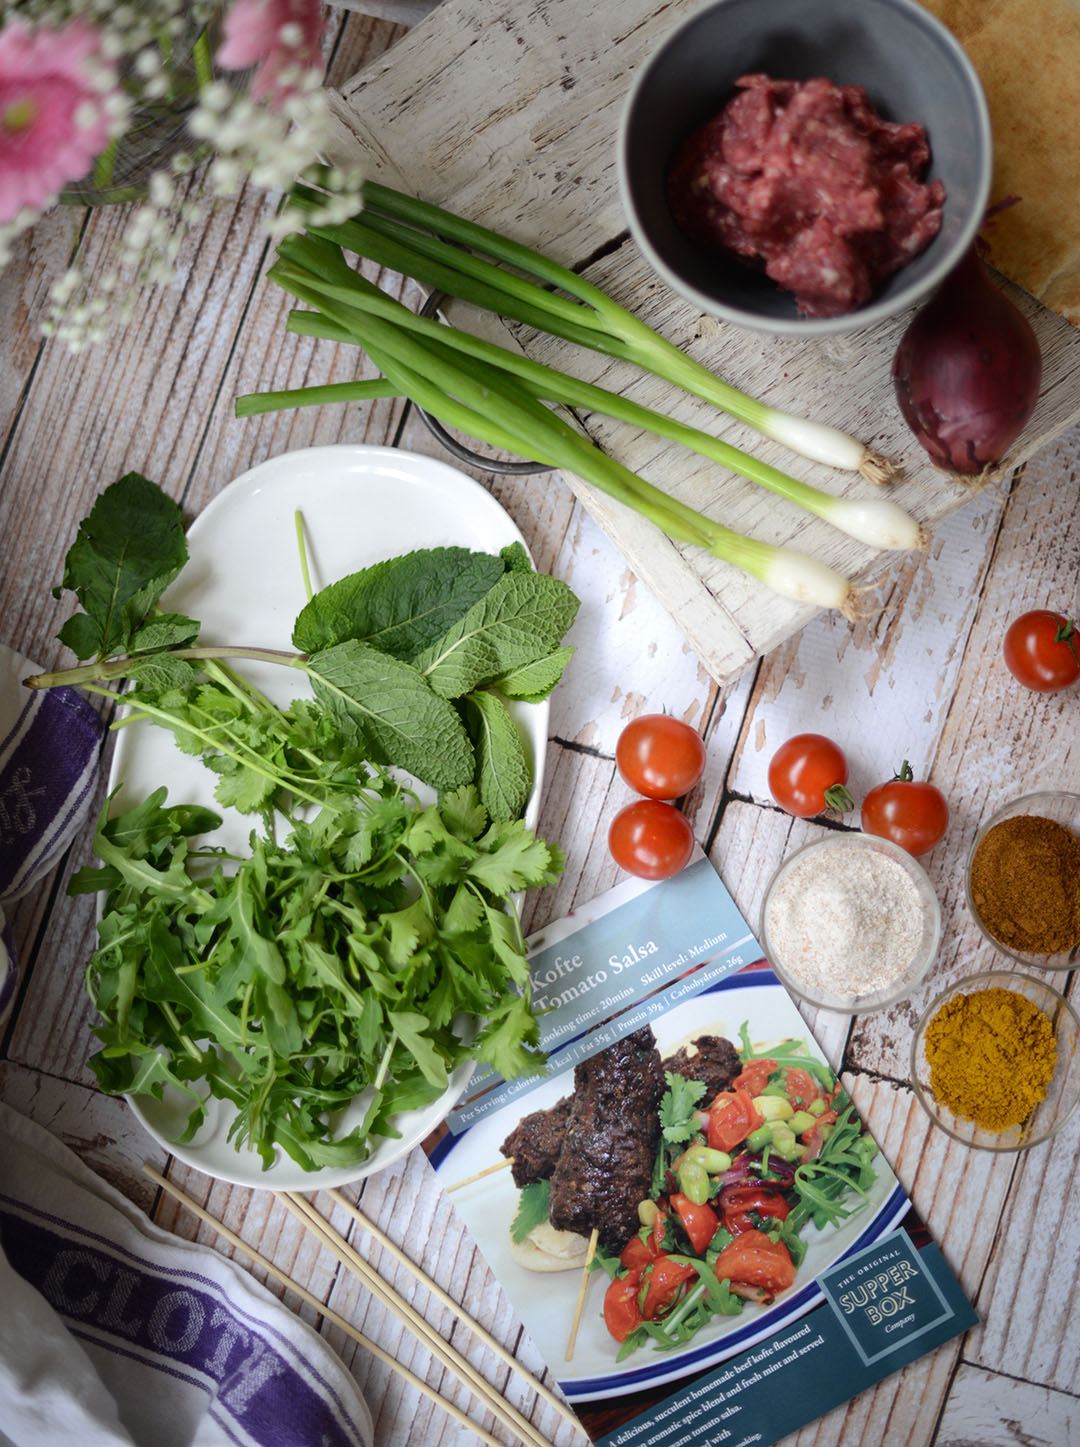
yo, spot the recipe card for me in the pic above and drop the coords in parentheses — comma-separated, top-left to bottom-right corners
(426, 857, 976, 1447)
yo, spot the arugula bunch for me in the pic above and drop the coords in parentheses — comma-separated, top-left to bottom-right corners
(35, 473, 577, 1170)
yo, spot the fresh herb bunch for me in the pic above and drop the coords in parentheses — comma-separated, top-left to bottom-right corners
(32, 472, 577, 1170)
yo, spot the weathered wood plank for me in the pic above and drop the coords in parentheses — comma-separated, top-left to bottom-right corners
(936, 1366, 1080, 1447)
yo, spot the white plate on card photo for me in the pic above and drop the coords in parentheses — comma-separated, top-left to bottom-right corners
(107, 445, 549, 1190)
(433, 975, 907, 1401)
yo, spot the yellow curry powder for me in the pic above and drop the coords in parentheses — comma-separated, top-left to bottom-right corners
(924, 986, 1057, 1131)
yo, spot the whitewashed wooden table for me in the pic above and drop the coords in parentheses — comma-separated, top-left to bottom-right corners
(1, 10, 1078, 1447)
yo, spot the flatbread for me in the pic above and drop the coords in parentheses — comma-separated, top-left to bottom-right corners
(922, 0, 1080, 323)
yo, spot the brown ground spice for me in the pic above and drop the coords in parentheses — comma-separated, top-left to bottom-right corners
(969, 814, 1080, 954)
(924, 987, 1057, 1131)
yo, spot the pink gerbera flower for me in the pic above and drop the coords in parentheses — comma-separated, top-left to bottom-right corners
(217, 0, 324, 107)
(0, 17, 114, 224)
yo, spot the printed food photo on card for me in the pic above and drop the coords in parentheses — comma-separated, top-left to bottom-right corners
(424, 858, 976, 1447)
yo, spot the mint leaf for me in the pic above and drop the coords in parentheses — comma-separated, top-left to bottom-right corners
(130, 614, 201, 652)
(55, 473, 189, 659)
(413, 573, 580, 699)
(292, 547, 505, 660)
(308, 638, 474, 791)
(463, 690, 531, 823)
(491, 645, 575, 702)
(511, 1179, 551, 1243)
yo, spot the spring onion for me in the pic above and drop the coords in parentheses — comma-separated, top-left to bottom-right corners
(245, 235, 858, 615)
(290, 176, 895, 483)
(244, 235, 923, 553)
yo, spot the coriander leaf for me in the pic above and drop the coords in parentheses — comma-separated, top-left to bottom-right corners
(481, 902, 529, 985)
(467, 821, 564, 895)
(382, 898, 434, 966)
(292, 547, 505, 660)
(659, 1072, 708, 1145)
(442, 884, 484, 935)
(387, 1009, 448, 1089)
(491, 645, 575, 703)
(510, 1179, 551, 1243)
(462, 690, 531, 823)
(307, 639, 474, 791)
(412, 573, 580, 699)
(474, 991, 544, 1080)
(55, 473, 189, 660)
(500, 542, 533, 575)
(440, 785, 488, 842)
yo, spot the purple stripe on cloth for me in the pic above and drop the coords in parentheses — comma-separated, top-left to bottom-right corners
(5, 752, 99, 899)
(0, 683, 103, 901)
(1, 1207, 368, 1447)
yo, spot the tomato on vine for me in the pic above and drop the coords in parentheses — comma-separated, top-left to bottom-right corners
(608, 799, 695, 879)
(1003, 611, 1080, 693)
(861, 761, 949, 857)
(616, 714, 707, 800)
(767, 734, 853, 818)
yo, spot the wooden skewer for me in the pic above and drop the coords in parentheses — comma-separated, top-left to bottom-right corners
(564, 1228, 599, 1362)
(325, 1186, 577, 1430)
(444, 1157, 513, 1193)
(141, 1167, 503, 1447)
(281, 1193, 553, 1447)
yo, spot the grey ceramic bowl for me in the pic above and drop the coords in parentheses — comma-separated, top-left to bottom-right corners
(618, 0, 992, 336)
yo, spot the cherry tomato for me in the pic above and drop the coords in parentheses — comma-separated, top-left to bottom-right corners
(711, 1230, 797, 1297)
(603, 1271, 644, 1342)
(707, 1088, 763, 1153)
(616, 714, 707, 800)
(608, 800, 695, 880)
(780, 1067, 821, 1110)
(1003, 611, 1080, 693)
(731, 1058, 779, 1095)
(767, 734, 853, 818)
(640, 1255, 697, 1320)
(619, 1236, 655, 1273)
(669, 1193, 721, 1254)
(717, 1184, 792, 1236)
(860, 760, 949, 857)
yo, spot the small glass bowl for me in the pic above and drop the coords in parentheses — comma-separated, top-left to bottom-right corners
(964, 791, 1080, 971)
(760, 833, 942, 1013)
(911, 970, 1080, 1151)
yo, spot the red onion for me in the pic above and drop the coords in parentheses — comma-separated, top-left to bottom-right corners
(892, 247, 1042, 474)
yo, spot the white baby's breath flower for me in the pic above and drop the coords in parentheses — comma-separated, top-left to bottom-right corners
(134, 47, 163, 78)
(149, 171, 175, 208)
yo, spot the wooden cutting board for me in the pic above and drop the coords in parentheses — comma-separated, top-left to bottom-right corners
(322, 0, 1080, 688)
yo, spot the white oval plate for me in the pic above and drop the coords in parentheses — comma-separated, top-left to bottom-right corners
(108, 445, 550, 1189)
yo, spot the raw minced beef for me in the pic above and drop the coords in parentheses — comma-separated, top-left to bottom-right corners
(666, 74, 945, 318)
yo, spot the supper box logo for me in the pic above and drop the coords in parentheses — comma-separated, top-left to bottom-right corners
(819, 1230, 953, 1367)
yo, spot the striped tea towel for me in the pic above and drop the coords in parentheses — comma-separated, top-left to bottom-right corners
(0, 643, 104, 1023)
(0, 1102, 375, 1447)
